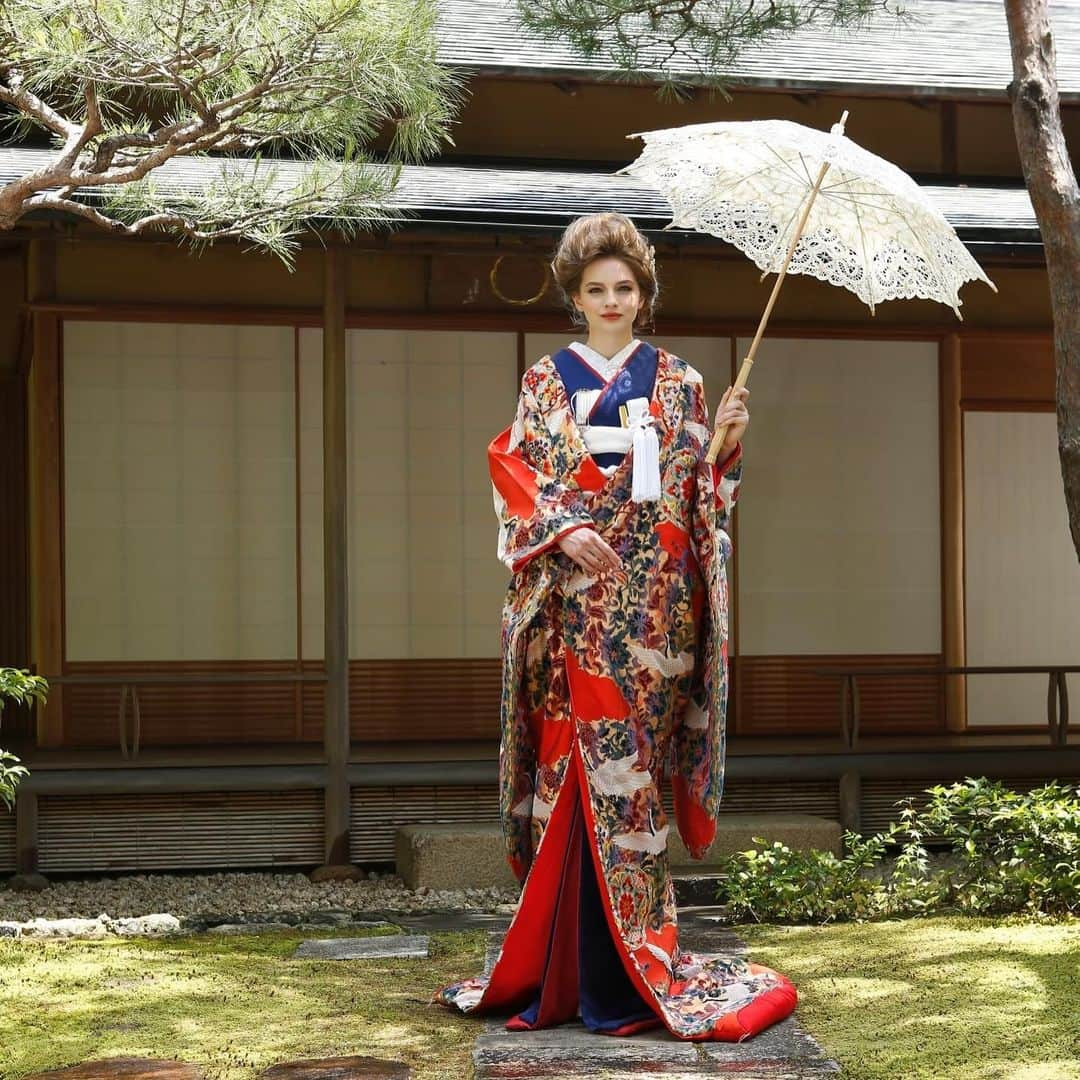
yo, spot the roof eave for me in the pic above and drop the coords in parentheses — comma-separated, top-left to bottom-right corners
(442, 62, 1080, 106)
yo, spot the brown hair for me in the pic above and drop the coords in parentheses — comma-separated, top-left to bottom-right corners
(550, 212, 659, 329)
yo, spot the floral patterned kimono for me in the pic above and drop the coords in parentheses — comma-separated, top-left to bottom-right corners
(436, 339, 798, 1041)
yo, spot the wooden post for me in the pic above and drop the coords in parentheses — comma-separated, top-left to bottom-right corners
(838, 769, 861, 837)
(940, 101, 959, 182)
(26, 236, 64, 746)
(941, 334, 967, 731)
(322, 245, 351, 865)
(14, 788, 38, 874)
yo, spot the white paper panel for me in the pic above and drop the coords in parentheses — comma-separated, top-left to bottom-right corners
(64, 321, 296, 661)
(735, 337, 941, 655)
(300, 329, 516, 660)
(964, 411, 1080, 725)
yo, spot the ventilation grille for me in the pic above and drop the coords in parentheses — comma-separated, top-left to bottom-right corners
(350, 784, 501, 862)
(0, 811, 14, 873)
(350, 777, 841, 863)
(860, 776, 1080, 836)
(715, 777, 839, 818)
(38, 791, 323, 873)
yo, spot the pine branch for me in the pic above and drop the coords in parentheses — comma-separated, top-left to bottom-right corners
(0, 71, 78, 140)
(0, 0, 461, 261)
(515, 0, 909, 91)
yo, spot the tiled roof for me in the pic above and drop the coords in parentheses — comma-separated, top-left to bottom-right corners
(436, 0, 1080, 100)
(0, 147, 1039, 250)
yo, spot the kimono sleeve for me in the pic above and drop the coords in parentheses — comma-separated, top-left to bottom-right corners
(692, 378, 743, 536)
(673, 373, 744, 858)
(488, 376, 595, 573)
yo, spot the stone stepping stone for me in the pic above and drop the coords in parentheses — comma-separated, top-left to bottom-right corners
(293, 934, 429, 960)
(24, 1060, 204, 1080)
(261, 1058, 410, 1080)
(474, 1021, 841, 1078)
(472, 927, 842, 1079)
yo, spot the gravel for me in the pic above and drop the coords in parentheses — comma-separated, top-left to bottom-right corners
(0, 869, 521, 928)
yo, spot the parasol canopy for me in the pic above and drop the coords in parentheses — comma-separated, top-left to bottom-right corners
(619, 115, 996, 317)
(618, 113, 997, 461)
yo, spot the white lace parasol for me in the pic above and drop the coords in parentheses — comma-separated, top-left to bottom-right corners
(619, 117, 996, 317)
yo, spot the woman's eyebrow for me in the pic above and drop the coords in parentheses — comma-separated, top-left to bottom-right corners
(584, 279, 635, 287)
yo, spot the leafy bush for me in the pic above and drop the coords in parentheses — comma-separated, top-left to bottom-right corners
(891, 777, 1080, 917)
(716, 825, 901, 923)
(716, 777, 1080, 923)
(0, 668, 48, 810)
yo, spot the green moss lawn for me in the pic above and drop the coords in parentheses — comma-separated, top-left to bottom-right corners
(1, 916, 1077, 1079)
(0, 926, 487, 1080)
(742, 914, 1080, 1079)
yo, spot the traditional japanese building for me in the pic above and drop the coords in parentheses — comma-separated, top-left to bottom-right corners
(1, 0, 1078, 875)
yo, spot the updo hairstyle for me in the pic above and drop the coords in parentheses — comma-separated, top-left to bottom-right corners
(550, 212, 659, 329)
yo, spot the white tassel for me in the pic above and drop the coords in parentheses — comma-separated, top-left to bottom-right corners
(628, 399, 661, 502)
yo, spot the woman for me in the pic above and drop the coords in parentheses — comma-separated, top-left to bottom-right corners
(436, 212, 797, 1041)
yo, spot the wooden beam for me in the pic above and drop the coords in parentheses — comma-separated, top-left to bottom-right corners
(941, 334, 967, 732)
(14, 788, 38, 874)
(26, 236, 64, 746)
(941, 100, 959, 180)
(26, 300, 981, 341)
(729, 334, 743, 736)
(322, 245, 351, 864)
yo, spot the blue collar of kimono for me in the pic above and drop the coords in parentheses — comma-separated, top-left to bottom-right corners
(554, 341, 659, 430)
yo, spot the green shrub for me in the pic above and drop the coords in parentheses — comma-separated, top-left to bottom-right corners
(716, 825, 901, 924)
(715, 777, 1080, 923)
(0, 668, 48, 810)
(891, 777, 1080, 917)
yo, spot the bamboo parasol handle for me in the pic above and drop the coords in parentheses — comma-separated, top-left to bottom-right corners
(705, 111, 848, 464)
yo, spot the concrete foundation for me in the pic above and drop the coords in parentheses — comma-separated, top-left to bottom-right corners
(395, 814, 841, 890)
(395, 823, 518, 891)
(667, 813, 843, 866)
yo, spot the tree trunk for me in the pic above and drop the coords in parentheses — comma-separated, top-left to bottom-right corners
(1005, 0, 1080, 562)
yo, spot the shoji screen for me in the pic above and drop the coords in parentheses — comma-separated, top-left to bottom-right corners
(734, 336, 941, 733)
(64, 321, 297, 662)
(964, 411, 1080, 725)
(299, 329, 517, 660)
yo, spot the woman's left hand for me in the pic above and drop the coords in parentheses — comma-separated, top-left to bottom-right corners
(714, 385, 750, 454)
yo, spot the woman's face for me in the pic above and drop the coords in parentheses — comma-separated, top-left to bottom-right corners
(571, 256, 646, 333)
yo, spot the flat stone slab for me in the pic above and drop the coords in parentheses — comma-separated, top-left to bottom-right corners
(673, 873, 729, 909)
(473, 924, 840, 1079)
(293, 934, 429, 960)
(396, 823, 518, 891)
(473, 1020, 841, 1078)
(25, 1060, 204, 1080)
(378, 910, 514, 935)
(261, 1057, 410, 1079)
(667, 814, 844, 865)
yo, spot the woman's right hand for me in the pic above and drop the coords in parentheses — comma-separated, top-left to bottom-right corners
(558, 527, 622, 574)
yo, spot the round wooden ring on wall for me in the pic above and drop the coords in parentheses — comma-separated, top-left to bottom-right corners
(489, 254, 551, 306)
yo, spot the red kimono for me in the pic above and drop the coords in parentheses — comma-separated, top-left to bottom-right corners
(436, 342, 797, 1041)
